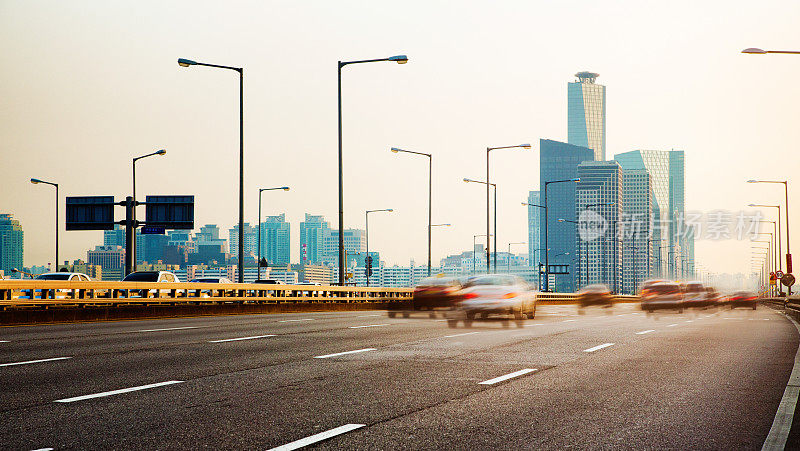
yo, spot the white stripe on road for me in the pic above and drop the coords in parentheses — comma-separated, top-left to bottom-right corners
(636, 330, 655, 335)
(357, 314, 381, 318)
(31, 448, 54, 451)
(685, 320, 694, 323)
(278, 319, 315, 323)
(479, 368, 537, 385)
(54, 380, 184, 403)
(0, 340, 9, 343)
(443, 332, 480, 338)
(525, 324, 543, 327)
(267, 424, 366, 451)
(583, 343, 615, 353)
(314, 348, 376, 359)
(0, 357, 71, 367)
(348, 324, 389, 329)
(562, 319, 577, 323)
(667, 324, 679, 327)
(138, 326, 199, 332)
(208, 334, 276, 343)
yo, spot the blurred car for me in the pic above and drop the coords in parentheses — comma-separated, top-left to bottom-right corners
(577, 284, 614, 310)
(683, 281, 712, 308)
(252, 279, 285, 285)
(728, 291, 758, 310)
(121, 271, 181, 298)
(22, 272, 92, 299)
(640, 281, 684, 313)
(190, 277, 233, 284)
(458, 274, 536, 323)
(412, 276, 462, 311)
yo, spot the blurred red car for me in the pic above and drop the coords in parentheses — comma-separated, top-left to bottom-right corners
(412, 276, 462, 310)
(727, 291, 758, 310)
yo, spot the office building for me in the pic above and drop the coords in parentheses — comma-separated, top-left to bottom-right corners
(568, 71, 606, 161)
(87, 245, 125, 281)
(621, 169, 652, 293)
(576, 160, 623, 292)
(299, 214, 330, 265)
(322, 229, 366, 265)
(527, 191, 542, 268)
(260, 214, 290, 265)
(229, 223, 257, 261)
(0, 214, 23, 276)
(615, 150, 691, 278)
(540, 139, 595, 292)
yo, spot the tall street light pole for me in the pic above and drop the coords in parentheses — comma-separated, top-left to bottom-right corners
(257, 186, 290, 281)
(749, 203, 781, 273)
(464, 178, 497, 271)
(338, 54, 408, 286)
(391, 147, 432, 276)
(543, 178, 580, 292)
(365, 209, 393, 287)
(748, 180, 792, 294)
(131, 149, 166, 273)
(178, 57, 244, 282)
(486, 144, 531, 273)
(30, 178, 59, 270)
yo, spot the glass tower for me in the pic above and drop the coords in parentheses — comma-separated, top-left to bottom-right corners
(527, 191, 541, 269)
(568, 72, 606, 161)
(0, 214, 23, 276)
(261, 214, 291, 265)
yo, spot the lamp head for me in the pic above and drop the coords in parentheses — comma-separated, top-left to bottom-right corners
(572, 178, 581, 182)
(30, 178, 41, 184)
(747, 179, 758, 183)
(557, 218, 565, 222)
(156, 149, 166, 156)
(520, 143, 532, 149)
(390, 147, 401, 153)
(178, 58, 197, 67)
(742, 48, 767, 54)
(11, 268, 19, 272)
(388, 55, 408, 64)
(463, 178, 470, 183)
(282, 187, 290, 191)
(387, 209, 394, 212)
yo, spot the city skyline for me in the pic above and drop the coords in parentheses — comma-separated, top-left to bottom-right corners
(2, 1, 798, 276)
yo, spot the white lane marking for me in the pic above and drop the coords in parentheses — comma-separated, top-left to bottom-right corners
(0, 357, 71, 367)
(443, 332, 480, 338)
(54, 380, 184, 403)
(583, 343, 615, 353)
(562, 319, 577, 323)
(31, 448, 54, 451)
(524, 324, 543, 327)
(479, 368, 538, 385)
(267, 424, 365, 451)
(208, 334, 276, 343)
(278, 319, 315, 323)
(685, 320, 694, 323)
(763, 314, 800, 450)
(0, 340, 9, 343)
(357, 314, 381, 318)
(435, 319, 448, 322)
(348, 324, 389, 329)
(636, 330, 655, 335)
(667, 324, 679, 327)
(138, 326, 199, 332)
(765, 319, 772, 321)
(314, 348, 376, 359)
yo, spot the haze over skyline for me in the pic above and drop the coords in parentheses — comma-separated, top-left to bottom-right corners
(2, 0, 798, 274)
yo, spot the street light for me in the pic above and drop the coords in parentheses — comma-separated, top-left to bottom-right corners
(464, 178, 498, 272)
(337, 55, 408, 286)
(486, 144, 530, 272)
(750, 203, 781, 276)
(543, 178, 580, 292)
(391, 147, 433, 276)
(129, 149, 166, 274)
(507, 242, 526, 273)
(30, 178, 58, 271)
(365, 209, 393, 286)
(178, 57, 245, 282)
(257, 186, 290, 281)
(747, 180, 792, 294)
(742, 48, 800, 55)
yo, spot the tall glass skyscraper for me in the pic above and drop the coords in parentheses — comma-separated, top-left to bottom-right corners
(568, 72, 606, 161)
(540, 139, 595, 292)
(261, 214, 291, 265)
(299, 214, 330, 265)
(0, 214, 23, 276)
(614, 150, 691, 279)
(527, 191, 541, 269)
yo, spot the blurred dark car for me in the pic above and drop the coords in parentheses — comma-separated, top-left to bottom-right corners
(577, 284, 614, 310)
(641, 281, 684, 313)
(728, 291, 758, 310)
(683, 281, 712, 308)
(412, 276, 462, 310)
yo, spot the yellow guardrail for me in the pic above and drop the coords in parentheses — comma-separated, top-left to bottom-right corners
(535, 293, 640, 304)
(0, 281, 413, 309)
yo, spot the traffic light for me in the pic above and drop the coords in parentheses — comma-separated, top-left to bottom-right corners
(365, 255, 374, 277)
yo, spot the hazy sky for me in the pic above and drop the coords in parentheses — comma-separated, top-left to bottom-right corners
(2, 0, 799, 275)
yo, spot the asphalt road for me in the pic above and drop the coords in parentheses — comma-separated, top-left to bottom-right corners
(0, 303, 796, 450)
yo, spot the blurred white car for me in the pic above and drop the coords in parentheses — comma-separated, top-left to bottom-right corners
(458, 274, 536, 322)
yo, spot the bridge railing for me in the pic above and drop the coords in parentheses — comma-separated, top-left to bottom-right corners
(0, 281, 412, 308)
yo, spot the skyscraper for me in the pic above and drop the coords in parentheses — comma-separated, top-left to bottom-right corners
(299, 214, 330, 265)
(87, 245, 125, 281)
(615, 149, 691, 279)
(568, 71, 606, 161)
(621, 168, 652, 293)
(323, 229, 366, 266)
(576, 160, 622, 292)
(540, 139, 594, 292)
(527, 191, 541, 267)
(0, 214, 23, 276)
(229, 223, 257, 260)
(261, 214, 290, 265)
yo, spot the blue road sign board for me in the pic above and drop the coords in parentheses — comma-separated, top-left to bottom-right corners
(145, 195, 194, 230)
(66, 196, 115, 230)
(140, 225, 166, 235)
